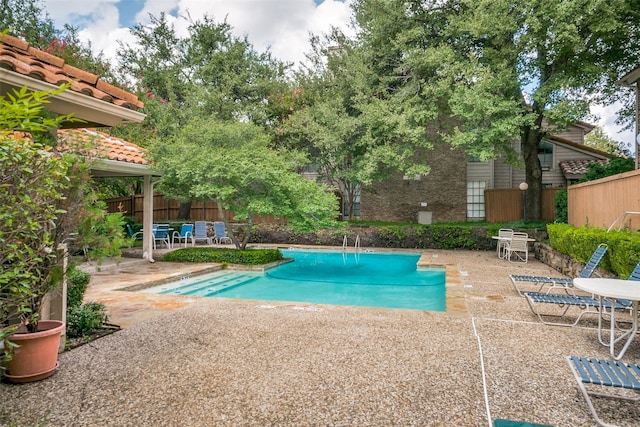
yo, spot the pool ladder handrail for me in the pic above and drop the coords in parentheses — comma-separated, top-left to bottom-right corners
(342, 235, 361, 252)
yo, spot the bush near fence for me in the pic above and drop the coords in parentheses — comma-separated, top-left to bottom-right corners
(247, 223, 548, 252)
(547, 223, 640, 278)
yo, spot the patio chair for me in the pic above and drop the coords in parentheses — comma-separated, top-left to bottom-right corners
(172, 223, 194, 248)
(523, 259, 640, 327)
(126, 224, 143, 240)
(152, 224, 171, 249)
(566, 356, 640, 427)
(504, 232, 529, 263)
(496, 228, 513, 259)
(193, 221, 211, 245)
(212, 221, 232, 244)
(509, 243, 608, 296)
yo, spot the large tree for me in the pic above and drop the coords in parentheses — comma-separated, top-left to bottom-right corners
(116, 13, 292, 220)
(150, 119, 338, 249)
(271, 32, 432, 219)
(351, 0, 640, 220)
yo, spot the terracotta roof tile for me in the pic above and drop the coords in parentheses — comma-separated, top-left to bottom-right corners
(559, 159, 608, 176)
(0, 34, 143, 110)
(57, 128, 147, 165)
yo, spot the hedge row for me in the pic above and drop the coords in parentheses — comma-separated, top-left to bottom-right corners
(161, 247, 283, 265)
(547, 224, 640, 278)
(248, 223, 496, 250)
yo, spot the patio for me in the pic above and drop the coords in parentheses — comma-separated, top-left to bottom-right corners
(2, 248, 639, 426)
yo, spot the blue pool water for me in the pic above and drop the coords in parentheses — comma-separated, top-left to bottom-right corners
(142, 249, 446, 311)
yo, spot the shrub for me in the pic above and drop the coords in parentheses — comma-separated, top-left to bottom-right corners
(553, 189, 568, 223)
(67, 267, 91, 310)
(547, 223, 640, 276)
(66, 302, 109, 338)
(161, 248, 284, 265)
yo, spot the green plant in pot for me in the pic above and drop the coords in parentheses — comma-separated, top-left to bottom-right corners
(0, 86, 125, 382)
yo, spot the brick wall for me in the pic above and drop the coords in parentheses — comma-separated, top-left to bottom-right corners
(360, 143, 467, 223)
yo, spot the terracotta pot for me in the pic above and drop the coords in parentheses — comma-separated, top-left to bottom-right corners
(3, 320, 65, 383)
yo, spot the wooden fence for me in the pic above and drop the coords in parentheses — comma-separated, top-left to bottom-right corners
(568, 168, 640, 231)
(105, 194, 287, 224)
(485, 188, 561, 222)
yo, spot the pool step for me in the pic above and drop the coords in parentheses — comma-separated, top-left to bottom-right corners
(159, 272, 259, 297)
(188, 274, 260, 297)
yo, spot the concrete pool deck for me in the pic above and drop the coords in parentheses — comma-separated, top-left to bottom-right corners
(2, 247, 640, 426)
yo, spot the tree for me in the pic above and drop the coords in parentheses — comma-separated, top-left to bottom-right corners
(350, 0, 640, 220)
(116, 13, 291, 220)
(585, 126, 631, 157)
(272, 32, 431, 219)
(582, 157, 635, 182)
(149, 119, 338, 249)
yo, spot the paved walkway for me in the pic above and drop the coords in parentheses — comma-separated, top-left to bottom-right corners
(2, 248, 640, 426)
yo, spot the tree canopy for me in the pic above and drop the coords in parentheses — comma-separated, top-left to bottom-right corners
(348, 0, 640, 220)
(150, 119, 338, 249)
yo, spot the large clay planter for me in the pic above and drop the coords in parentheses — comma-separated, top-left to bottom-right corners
(3, 320, 65, 383)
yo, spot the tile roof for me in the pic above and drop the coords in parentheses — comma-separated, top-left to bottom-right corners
(57, 128, 147, 165)
(559, 159, 608, 176)
(0, 34, 143, 110)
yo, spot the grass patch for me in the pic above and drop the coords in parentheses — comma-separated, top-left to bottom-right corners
(160, 247, 283, 265)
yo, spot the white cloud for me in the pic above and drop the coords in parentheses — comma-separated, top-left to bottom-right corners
(591, 102, 635, 153)
(43, 0, 352, 69)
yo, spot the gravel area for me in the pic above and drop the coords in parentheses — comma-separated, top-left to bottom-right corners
(2, 249, 639, 426)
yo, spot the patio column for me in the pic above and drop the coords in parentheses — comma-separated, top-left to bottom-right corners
(142, 174, 154, 261)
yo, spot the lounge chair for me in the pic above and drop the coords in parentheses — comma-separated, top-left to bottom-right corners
(126, 224, 143, 240)
(172, 223, 194, 248)
(566, 356, 640, 427)
(504, 232, 529, 263)
(523, 259, 640, 327)
(193, 221, 211, 245)
(152, 224, 171, 249)
(212, 221, 232, 244)
(509, 243, 608, 296)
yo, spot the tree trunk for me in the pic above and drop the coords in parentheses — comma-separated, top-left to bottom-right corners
(521, 124, 543, 221)
(177, 201, 192, 220)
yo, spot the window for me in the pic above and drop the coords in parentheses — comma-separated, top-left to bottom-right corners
(537, 141, 554, 170)
(467, 181, 486, 220)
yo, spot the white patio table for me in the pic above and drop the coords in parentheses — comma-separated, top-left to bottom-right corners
(573, 277, 640, 360)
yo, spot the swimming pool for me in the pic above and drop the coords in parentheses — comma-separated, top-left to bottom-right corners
(141, 249, 446, 311)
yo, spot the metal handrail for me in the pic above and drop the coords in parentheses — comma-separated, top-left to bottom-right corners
(607, 211, 640, 232)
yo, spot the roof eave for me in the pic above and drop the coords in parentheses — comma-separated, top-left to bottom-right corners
(618, 66, 640, 87)
(0, 69, 146, 127)
(91, 158, 162, 178)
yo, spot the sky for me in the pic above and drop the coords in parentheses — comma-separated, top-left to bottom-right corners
(40, 0, 635, 150)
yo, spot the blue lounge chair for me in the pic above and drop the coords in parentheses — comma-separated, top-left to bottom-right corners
(126, 224, 143, 240)
(212, 221, 232, 244)
(193, 221, 211, 245)
(152, 224, 171, 249)
(567, 356, 640, 427)
(172, 223, 194, 248)
(524, 260, 640, 327)
(509, 243, 608, 296)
